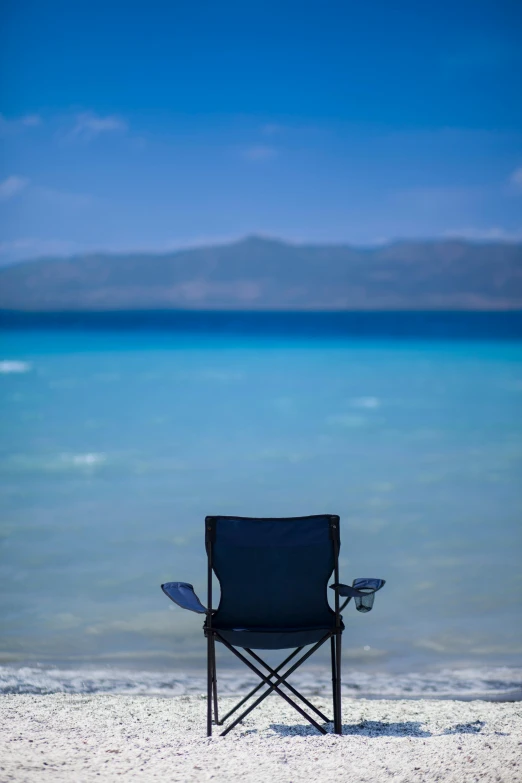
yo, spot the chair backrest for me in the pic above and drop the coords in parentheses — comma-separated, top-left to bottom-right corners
(206, 515, 339, 630)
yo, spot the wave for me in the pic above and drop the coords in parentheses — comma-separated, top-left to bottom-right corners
(1, 665, 521, 700)
(67, 453, 106, 466)
(351, 396, 381, 409)
(0, 360, 31, 374)
(0, 452, 107, 474)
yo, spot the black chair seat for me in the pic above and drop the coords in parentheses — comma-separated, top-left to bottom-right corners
(213, 625, 343, 650)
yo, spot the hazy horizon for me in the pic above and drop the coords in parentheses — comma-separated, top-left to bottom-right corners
(2, 233, 522, 270)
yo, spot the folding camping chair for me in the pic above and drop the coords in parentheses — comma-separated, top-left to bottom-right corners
(161, 514, 385, 736)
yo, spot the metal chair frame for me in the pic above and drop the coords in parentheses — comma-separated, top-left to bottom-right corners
(204, 514, 344, 736)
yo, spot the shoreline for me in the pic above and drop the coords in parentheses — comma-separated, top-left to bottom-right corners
(2, 663, 522, 703)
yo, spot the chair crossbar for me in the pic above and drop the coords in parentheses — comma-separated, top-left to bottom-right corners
(214, 631, 332, 736)
(244, 647, 331, 725)
(217, 646, 303, 725)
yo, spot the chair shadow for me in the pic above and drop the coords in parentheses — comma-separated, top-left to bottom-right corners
(269, 721, 432, 737)
(442, 720, 485, 735)
(269, 719, 489, 738)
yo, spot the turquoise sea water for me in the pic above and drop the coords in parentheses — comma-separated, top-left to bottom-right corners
(1, 323, 521, 694)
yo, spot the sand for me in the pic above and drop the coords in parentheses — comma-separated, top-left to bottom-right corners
(1, 694, 521, 782)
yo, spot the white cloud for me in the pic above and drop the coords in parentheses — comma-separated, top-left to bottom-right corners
(36, 185, 93, 209)
(0, 238, 83, 266)
(391, 185, 481, 210)
(0, 176, 91, 210)
(21, 114, 42, 127)
(0, 176, 29, 201)
(0, 113, 42, 136)
(71, 111, 127, 140)
(241, 145, 277, 162)
(261, 123, 284, 136)
(510, 167, 522, 188)
(443, 226, 522, 241)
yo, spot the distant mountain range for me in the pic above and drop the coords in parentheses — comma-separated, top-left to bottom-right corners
(1, 237, 521, 311)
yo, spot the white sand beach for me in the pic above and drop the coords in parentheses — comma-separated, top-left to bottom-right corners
(1, 694, 521, 782)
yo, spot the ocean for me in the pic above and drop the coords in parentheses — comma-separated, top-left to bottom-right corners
(1, 313, 521, 699)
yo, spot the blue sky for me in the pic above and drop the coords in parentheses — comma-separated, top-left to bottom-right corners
(1, 0, 521, 262)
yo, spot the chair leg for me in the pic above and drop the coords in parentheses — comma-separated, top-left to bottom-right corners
(207, 632, 213, 737)
(334, 631, 342, 735)
(211, 636, 219, 725)
(331, 635, 338, 729)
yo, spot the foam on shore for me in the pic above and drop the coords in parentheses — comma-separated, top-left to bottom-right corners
(1, 664, 522, 700)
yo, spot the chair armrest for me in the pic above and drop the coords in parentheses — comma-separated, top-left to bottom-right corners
(161, 582, 207, 614)
(329, 578, 385, 613)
